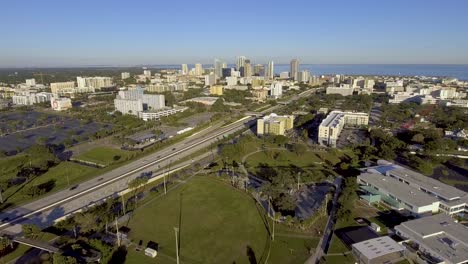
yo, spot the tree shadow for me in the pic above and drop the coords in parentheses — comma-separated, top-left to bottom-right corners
(108, 246, 127, 264)
(246, 245, 257, 264)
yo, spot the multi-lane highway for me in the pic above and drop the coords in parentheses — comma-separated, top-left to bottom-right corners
(0, 116, 255, 234)
(0, 88, 318, 235)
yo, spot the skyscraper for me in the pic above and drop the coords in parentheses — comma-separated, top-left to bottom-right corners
(290, 59, 299, 81)
(266, 61, 274, 79)
(244, 60, 252, 77)
(254, 64, 265, 76)
(194, 63, 203, 76)
(181, 64, 189, 75)
(237, 56, 246, 70)
(214, 58, 224, 78)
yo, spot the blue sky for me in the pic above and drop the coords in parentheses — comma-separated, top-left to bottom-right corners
(1, 0, 468, 66)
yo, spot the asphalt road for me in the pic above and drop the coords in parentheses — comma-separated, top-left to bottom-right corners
(0, 87, 318, 235)
(0, 116, 255, 234)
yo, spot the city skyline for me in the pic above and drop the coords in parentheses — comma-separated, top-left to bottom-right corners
(2, 0, 468, 67)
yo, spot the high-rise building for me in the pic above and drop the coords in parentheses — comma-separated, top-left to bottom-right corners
(318, 111, 369, 147)
(115, 89, 165, 116)
(298, 70, 310, 83)
(279, 72, 289, 79)
(226, 76, 238, 86)
(222, 68, 232, 78)
(270, 82, 283, 98)
(205, 73, 216, 86)
(290, 59, 299, 81)
(194, 63, 203, 76)
(253, 64, 265, 77)
(266, 61, 274, 80)
(181, 64, 189, 75)
(244, 60, 252, 77)
(25, 79, 36, 86)
(121, 72, 131, 79)
(257, 113, 294, 136)
(237, 56, 246, 70)
(214, 59, 224, 78)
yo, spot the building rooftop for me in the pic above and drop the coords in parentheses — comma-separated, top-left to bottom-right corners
(358, 172, 439, 207)
(366, 164, 467, 203)
(395, 214, 468, 264)
(352, 236, 404, 260)
(319, 110, 369, 128)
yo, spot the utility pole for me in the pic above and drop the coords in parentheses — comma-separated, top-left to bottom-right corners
(121, 195, 126, 216)
(164, 174, 167, 194)
(272, 212, 275, 241)
(115, 218, 121, 246)
(174, 227, 180, 264)
(297, 172, 301, 191)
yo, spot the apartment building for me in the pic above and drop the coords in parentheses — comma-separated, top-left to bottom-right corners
(318, 111, 369, 147)
(257, 113, 294, 136)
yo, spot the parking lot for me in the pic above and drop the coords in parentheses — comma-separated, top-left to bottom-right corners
(0, 111, 113, 154)
(336, 128, 369, 148)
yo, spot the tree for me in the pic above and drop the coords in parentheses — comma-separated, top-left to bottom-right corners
(0, 236, 12, 251)
(74, 212, 96, 234)
(411, 133, 425, 144)
(53, 253, 77, 264)
(22, 224, 40, 239)
(291, 143, 307, 156)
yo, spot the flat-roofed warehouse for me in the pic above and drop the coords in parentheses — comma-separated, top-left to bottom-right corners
(352, 236, 405, 264)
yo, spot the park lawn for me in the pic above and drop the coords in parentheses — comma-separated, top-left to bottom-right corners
(32, 162, 97, 191)
(127, 176, 270, 264)
(268, 235, 319, 264)
(247, 150, 323, 168)
(75, 147, 132, 166)
(327, 234, 350, 254)
(323, 253, 355, 264)
(0, 162, 96, 209)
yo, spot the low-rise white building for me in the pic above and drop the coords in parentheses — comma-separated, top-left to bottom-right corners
(326, 85, 354, 96)
(395, 214, 468, 264)
(318, 111, 369, 147)
(352, 236, 405, 264)
(50, 97, 72, 111)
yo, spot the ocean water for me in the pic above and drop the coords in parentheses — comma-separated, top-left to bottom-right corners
(151, 64, 468, 81)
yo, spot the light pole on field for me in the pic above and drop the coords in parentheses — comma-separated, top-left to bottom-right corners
(174, 227, 180, 264)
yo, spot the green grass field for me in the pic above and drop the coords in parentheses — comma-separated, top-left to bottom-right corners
(126, 176, 270, 264)
(75, 147, 132, 166)
(1, 162, 96, 209)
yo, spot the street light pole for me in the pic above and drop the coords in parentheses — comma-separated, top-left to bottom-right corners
(174, 227, 180, 264)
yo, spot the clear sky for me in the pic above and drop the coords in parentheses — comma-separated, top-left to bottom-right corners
(1, 0, 468, 67)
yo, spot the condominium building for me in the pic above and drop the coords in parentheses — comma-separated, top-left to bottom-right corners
(290, 59, 299, 81)
(121, 72, 131, 79)
(50, 97, 72, 111)
(395, 214, 468, 264)
(146, 84, 168, 93)
(76, 77, 113, 89)
(359, 162, 468, 217)
(50, 81, 75, 94)
(266, 61, 274, 80)
(237, 56, 246, 69)
(210, 85, 223, 96)
(194, 63, 203, 76)
(205, 73, 216, 86)
(269, 82, 283, 98)
(297, 70, 310, 83)
(318, 111, 369, 147)
(181, 64, 189, 75)
(12, 92, 53, 105)
(257, 113, 294, 136)
(279, 72, 289, 79)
